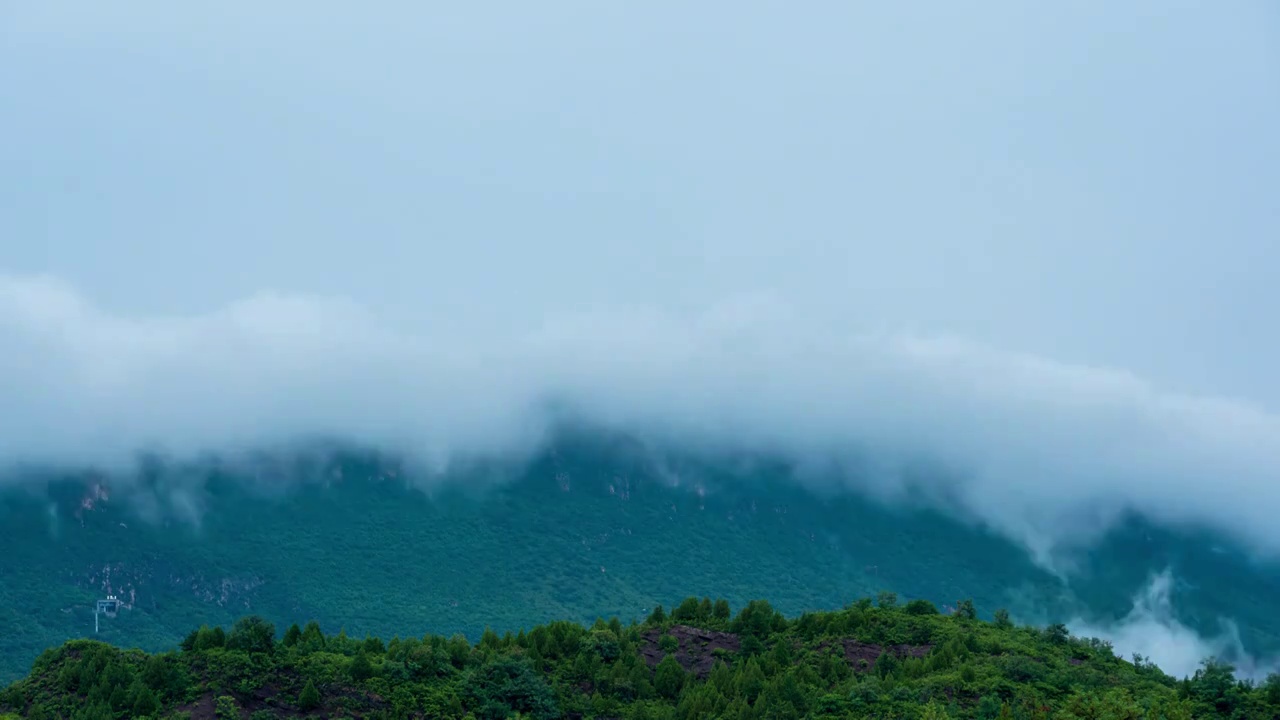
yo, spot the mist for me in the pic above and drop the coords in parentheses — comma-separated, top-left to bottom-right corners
(2, 0, 1279, 610)
(1069, 570, 1278, 681)
(5, 273, 1280, 575)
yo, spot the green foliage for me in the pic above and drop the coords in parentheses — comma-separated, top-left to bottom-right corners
(658, 634, 678, 653)
(226, 615, 276, 655)
(463, 656, 558, 720)
(647, 605, 667, 625)
(298, 679, 321, 710)
(671, 597, 701, 622)
(713, 599, 731, 620)
(6, 438, 1279, 691)
(5, 600, 1267, 720)
(905, 598, 939, 616)
(214, 694, 239, 719)
(993, 608, 1013, 629)
(348, 650, 374, 682)
(653, 656, 685, 699)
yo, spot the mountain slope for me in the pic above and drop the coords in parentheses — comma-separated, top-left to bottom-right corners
(3, 428, 1278, 685)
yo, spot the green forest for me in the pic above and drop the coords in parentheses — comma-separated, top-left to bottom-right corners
(4, 593, 1276, 720)
(7, 434, 1280, 687)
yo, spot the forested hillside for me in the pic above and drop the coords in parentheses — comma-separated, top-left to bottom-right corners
(4, 595, 1275, 720)
(4, 430, 1280, 686)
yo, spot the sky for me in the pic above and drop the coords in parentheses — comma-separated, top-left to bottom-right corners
(2, 3, 1280, 557)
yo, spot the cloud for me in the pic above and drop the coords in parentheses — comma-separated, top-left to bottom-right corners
(4, 273, 1280, 572)
(1068, 570, 1278, 680)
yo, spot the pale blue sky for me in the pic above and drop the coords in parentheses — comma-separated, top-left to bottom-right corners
(3, 1, 1277, 405)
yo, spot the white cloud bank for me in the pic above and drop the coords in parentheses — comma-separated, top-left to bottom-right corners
(4, 273, 1280, 570)
(1070, 570, 1276, 681)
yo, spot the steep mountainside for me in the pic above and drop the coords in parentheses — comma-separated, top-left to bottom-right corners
(3, 428, 1278, 685)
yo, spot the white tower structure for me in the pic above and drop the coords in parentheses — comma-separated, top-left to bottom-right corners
(94, 595, 121, 634)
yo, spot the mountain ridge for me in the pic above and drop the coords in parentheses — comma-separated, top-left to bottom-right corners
(3, 428, 1277, 685)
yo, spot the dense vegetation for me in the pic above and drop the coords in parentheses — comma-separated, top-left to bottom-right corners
(5, 594, 1279, 720)
(5, 430, 1280, 685)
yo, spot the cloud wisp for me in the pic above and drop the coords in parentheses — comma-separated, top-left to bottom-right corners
(1069, 569, 1277, 681)
(4, 273, 1280, 571)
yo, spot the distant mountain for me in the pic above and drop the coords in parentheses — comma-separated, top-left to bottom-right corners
(3, 426, 1277, 685)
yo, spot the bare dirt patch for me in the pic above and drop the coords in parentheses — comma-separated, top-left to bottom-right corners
(819, 638, 933, 671)
(640, 625, 741, 679)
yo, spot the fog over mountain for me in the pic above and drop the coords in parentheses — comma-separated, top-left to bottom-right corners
(3, 0, 1278, 680)
(5, 274, 1280, 571)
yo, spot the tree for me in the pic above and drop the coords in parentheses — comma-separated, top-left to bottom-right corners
(658, 634, 678, 653)
(131, 685, 159, 718)
(1045, 623, 1070, 644)
(647, 605, 667, 625)
(107, 685, 128, 712)
(654, 656, 685, 699)
(363, 635, 386, 654)
(142, 654, 177, 695)
(226, 615, 276, 654)
(920, 700, 949, 720)
(298, 680, 321, 711)
(993, 608, 1013, 629)
(300, 621, 326, 652)
(732, 600, 781, 638)
(349, 650, 374, 682)
(672, 597, 701, 622)
(464, 657, 559, 720)
(905, 599, 939, 616)
(282, 623, 303, 648)
(447, 633, 472, 667)
(592, 629, 621, 662)
(875, 650, 900, 680)
(697, 597, 713, 620)
(955, 599, 977, 620)
(193, 625, 225, 651)
(215, 695, 239, 720)
(712, 599, 731, 620)
(876, 591, 898, 609)
(1264, 672, 1280, 706)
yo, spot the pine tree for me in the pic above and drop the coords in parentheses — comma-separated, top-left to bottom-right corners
(300, 621, 326, 652)
(283, 623, 303, 647)
(920, 700, 949, 720)
(713, 599, 731, 620)
(298, 679, 321, 711)
(672, 597, 701, 622)
(697, 597, 713, 620)
(654, 655, 685, 700)
(131, 685, 159, 718)
(349, 650, 374, 682)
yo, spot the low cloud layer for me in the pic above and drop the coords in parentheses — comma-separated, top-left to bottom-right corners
(5, 273, 1280, 571)
(1070, 570, 1277, 681)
